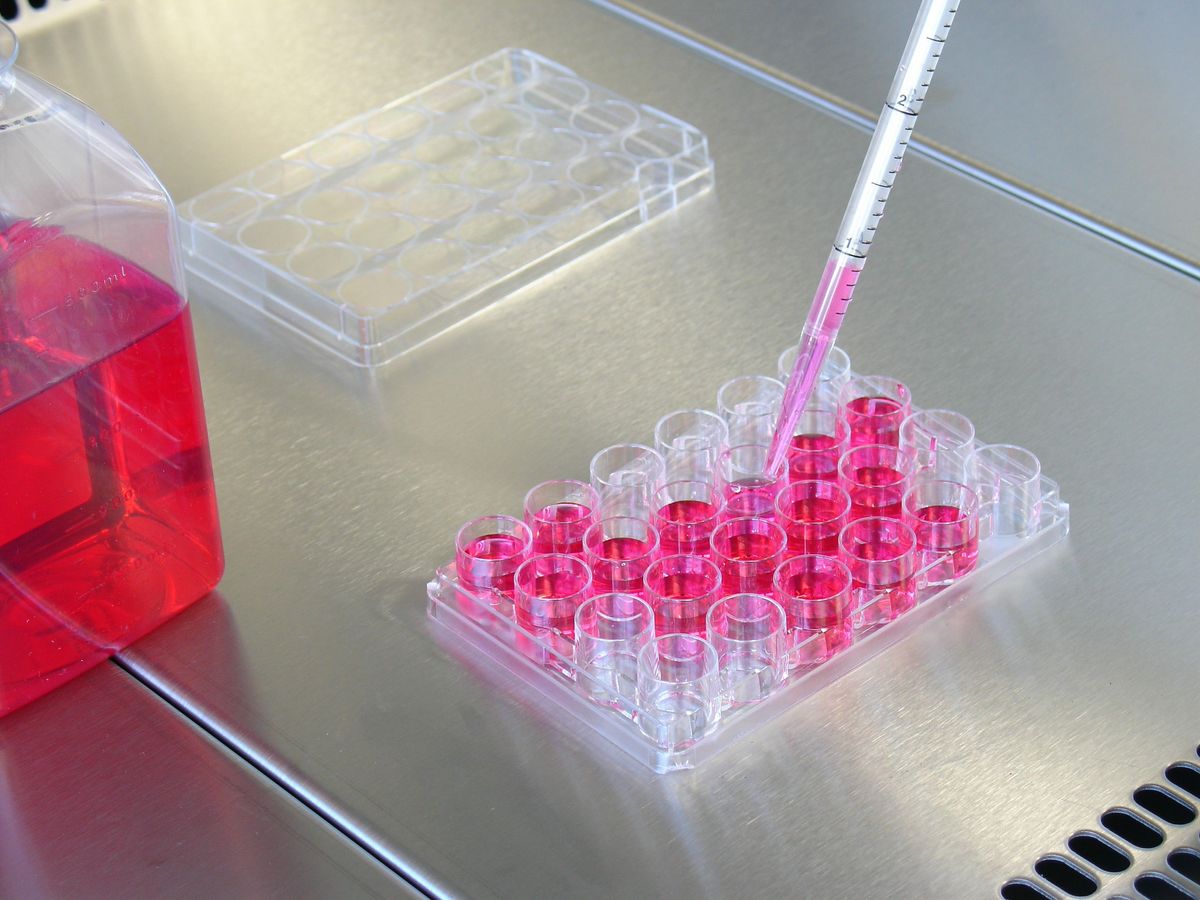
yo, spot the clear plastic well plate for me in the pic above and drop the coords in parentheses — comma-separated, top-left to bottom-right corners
(427, 354, 1069, 774)
(180, 48, 714, 366)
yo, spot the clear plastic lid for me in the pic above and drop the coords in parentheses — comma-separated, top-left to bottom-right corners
(181, 48, 714, 367)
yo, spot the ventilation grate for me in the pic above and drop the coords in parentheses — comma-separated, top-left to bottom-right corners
(1001, 744, 1200, 898)
(2, 0, 92, 26)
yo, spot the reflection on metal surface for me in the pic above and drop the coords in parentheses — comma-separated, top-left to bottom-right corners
(115, 589, 437, 897)
(585, 0, 1200, 283)
(0, 662, 408, 898)
(586, 0, 1200, 281)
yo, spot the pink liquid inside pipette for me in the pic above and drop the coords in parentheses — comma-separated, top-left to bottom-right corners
(766, 253, 861, 477)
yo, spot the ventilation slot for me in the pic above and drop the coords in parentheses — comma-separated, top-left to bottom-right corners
(1103, 808, 1168, 849)
(1068, 831, 1133, 873)
(1000, 880, 1055, 900)
(1133, 872, 1198, 899)
(1135, 787, 1199, 827)
(1167, 765, 1200, 801)
(1168, 850, 1200, 887)
(1033, 855, 1098, 896)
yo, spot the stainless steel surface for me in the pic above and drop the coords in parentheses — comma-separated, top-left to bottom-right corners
(18, 0, 1200, 897)
(594, 0, 1200, 274)
(0, 663, 414, 899)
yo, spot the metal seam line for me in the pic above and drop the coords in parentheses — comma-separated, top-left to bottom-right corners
(586, 0, 1200, 283)
(111, 657, 447, 900)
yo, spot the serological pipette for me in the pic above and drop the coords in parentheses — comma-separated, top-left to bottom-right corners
(766, 0, 960, 477)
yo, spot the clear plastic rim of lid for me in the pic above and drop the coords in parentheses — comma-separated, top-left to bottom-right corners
(1, 22, 17, 81)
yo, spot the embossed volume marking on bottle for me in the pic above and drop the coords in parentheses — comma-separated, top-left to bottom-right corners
(65, 264, 127, 304)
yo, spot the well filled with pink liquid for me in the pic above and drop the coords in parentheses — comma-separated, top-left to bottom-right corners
(845, 395, 905, 446)
(788, 432, 842, 482)
(778, 567, 847, 630)
(650, 569, 715, 635)
(714, 528, 781, 595)
(913, 503, 979, 577)
(516, 568, 588, 637)
(780, 495, 845, 556)
(461, 533, 526, 594)
(655, 498, 719, 556)
(591, 535, 655, 593)
(530, 501, 592, 555)
(845, 463, 906, 520)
